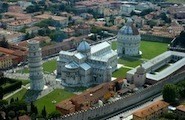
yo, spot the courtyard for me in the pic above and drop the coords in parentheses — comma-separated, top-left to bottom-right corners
(112, 40, 168, 78)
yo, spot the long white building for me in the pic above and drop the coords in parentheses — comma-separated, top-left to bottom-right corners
(127, 51, 185, 87)
(57, 40, 117, 87)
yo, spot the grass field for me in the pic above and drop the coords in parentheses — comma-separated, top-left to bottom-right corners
(140, 41, 168, 59)
(6, 88, 74, 115)
(118, 58, 142, 67)
(43, 59, 57, 73)
(18, 79, 30, 86)
(112, 67, 131, 78)
(17, 59, 57, 74)
(112, 41, 117, 50)
(6, 88, 27, 101)
(112, 40, 168, 60)
(34, 89, 74, 114)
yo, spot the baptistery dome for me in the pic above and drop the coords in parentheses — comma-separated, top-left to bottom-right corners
(118, 18, 139, 35)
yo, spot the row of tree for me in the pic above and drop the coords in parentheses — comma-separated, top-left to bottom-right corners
(0, 98, 61, 119)
(162, 80, 185, 104)
(0, 77, 23, 99)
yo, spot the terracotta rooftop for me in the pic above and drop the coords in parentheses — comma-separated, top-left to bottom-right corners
(176, 105, 185, 112)
(0, 54, 10, 61)
(56, 99, 75, 110)
(133, 101, 169, 118)
(34, 14, 67, 21)
(17, 36, 50, 48)
(3, 12, 30, 18)
(0, 47, 15, 55)
(18, 115, 31, 120)
(70, 82, 114, 106)
(8, 18, 38, 26)
(56, 78, 126, 112)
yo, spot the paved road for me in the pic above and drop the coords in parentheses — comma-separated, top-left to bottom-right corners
(106, 95, 163, 120)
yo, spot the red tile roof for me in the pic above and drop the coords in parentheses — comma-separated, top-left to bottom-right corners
(176, 105, 185, 112)
(133, 101, 169, 118)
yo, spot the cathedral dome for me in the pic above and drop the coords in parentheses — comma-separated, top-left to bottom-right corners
(118, 18, 139, 35)
(77, 40, 90, 53)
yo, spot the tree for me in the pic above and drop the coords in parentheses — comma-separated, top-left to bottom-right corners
(48, 111, 61, 119)
(8, 110, 15, 119)
(0, 100, 8, 108)
(147, 20, 157, 28)
(115, 82, 122, 91)
(0, 37, 9, 48)
(159, 12, 171, 23)
(162, 84, 178, 103)
(26, 5, 41, 13)
(49, 31, 67, 42)
(0, 3, 8, 13)
(10, 98, 14, 103)
(18, 110, 26, 116)
(0, 87, 4, 99)
(140, 8, 154, 16)
(15, 97, 19, 102)
(172, 31, 185, 47)
(41, 106, 47, 117)
(30, 102, 38, 115)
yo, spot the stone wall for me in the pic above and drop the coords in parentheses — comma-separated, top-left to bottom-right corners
(141, 34, 173, 43)
(169, 47, 185, 53)
(57, 70, 185, 120)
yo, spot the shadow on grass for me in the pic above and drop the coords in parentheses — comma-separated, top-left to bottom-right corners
(120, 55, 141, 61)
(64, 84, 98, 92)
(23, 90, 42, 102)
(64, 86, 88, 92)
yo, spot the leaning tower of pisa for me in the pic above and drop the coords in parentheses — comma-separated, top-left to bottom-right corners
(28, 40, 44, 90)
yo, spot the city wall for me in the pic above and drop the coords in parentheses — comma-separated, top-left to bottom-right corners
(56, 71, 185, 120)
(141, 34, 173, 43)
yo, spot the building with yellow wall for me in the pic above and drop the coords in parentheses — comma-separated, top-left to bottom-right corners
(0, 53, 13, 70)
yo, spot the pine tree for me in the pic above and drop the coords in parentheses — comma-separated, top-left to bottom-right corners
(10, 98, 14, 103)
(41, 106, 47, 117)
(0, 87, 4, 99)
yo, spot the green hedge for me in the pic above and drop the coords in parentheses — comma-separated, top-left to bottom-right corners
(0, 77, 22, 94)
(3, 81, 22, 94)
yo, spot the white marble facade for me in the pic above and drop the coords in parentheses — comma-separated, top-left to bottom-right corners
(57, 40, 117, 87)
(28, 40, 44, 90)
(117, 18, 141, 56)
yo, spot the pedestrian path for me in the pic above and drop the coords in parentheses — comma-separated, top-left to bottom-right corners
(3, 87, 23, 100)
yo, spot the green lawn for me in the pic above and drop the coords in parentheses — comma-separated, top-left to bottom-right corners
(112, 67, 131, 78)
(17, 79, 30, 86)
(140, 41, 168, 60)
(1, 83, 12, 88)
(34, 89, 74, 114)
(17, 59, 57, 74)
(112, 40, 168, 61)
(5, 88, 74, 114)
(6, 88, 27, 102)
(43, 59, 57, 73)
(112, 41, 117, 50)
(118, 58, 142, 67)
